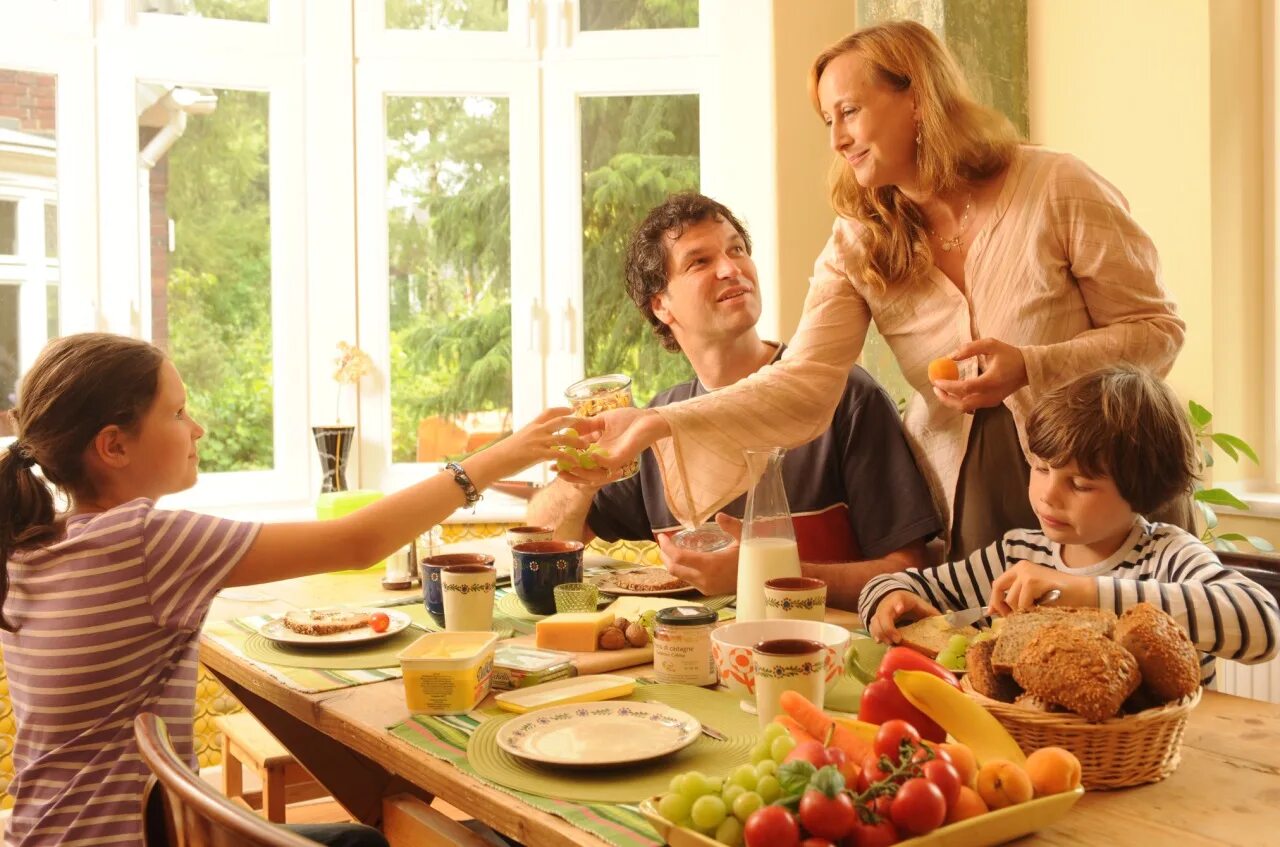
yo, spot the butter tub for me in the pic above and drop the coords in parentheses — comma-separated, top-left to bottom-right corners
(398, 631, 499, 715)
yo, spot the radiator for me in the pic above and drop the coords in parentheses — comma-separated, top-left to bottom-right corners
(1216, 656, 1280, 703)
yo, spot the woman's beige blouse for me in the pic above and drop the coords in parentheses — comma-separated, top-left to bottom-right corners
(651, 146, 1185, 544)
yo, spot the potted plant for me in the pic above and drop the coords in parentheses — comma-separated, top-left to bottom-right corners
(1189, 401, 1274, 553)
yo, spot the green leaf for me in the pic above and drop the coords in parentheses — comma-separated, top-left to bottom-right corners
(1215, 532, 1250, 542)
(1209, 433, 1239, 462)
(1247, 535, 1277, 552)
(1194, 488, 1250, 510)
(1212, 433, 1260, 464)
(776, 761, 817, 798)
(1195, 499, 1218, 530)
(1214, 538, 1240, 553)
(1202, 447, 1215, 469)
(812, 765, 846, 798)
(1188, 400, 1213, 428)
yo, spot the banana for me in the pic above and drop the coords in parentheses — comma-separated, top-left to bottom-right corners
(892, 670, 1026, 765)
(830, 716, 879, 744)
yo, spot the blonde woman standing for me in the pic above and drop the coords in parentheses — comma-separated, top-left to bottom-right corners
(572, 21, 1186, 560)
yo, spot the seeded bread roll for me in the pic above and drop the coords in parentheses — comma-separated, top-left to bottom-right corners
(965, 638, 1023, 703)
(991, 607, 1117, 674)
(1114, 602, 1201, 702)
(1012, 624, 1141, 722)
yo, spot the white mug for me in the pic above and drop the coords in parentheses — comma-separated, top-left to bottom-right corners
(752, 638, 825, 727)
(441, 565, 496, 632)
(764, 577, 827, 622)
(505, 525, 555, 548)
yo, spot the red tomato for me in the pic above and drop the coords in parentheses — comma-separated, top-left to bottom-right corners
(861, 753, 895, 791)
(873, 719, 922, 765)
(921, 759, 962, 809)
(368, 612, 390, 633)
(785, 740, 829, 769)
(871, 795, 894, 820)
(801, 839, 836, 847)
(913, 743, 952, 768)
(890, 778, 946, 836)
(798, 789, 857, 842)
(848, 816, 899, 847)
(744, 805, 800, 847)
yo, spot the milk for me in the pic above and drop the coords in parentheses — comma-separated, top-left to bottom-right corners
(736, 537, 802, 622)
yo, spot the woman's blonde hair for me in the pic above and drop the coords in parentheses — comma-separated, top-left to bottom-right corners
(807, 20, 1021, 291)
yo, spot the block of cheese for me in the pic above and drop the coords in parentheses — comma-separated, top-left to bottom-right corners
(535, 610, 616, 653)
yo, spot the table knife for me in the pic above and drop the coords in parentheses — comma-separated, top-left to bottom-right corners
(943, 588, 1062, 629)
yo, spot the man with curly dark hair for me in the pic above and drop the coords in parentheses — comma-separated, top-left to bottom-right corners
(530, 193, 941, 608)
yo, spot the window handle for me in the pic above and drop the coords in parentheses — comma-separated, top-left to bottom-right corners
(560, 299, 576, 355)
(529, 296, 543, 353)
(526, 0, 538, 48)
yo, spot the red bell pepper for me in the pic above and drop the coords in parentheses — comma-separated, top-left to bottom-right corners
(845, 646, 958, 742)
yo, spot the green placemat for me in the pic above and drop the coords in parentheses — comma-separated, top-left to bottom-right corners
(496, 590, 544, 621)
(242, 627, 425, 669)
(465, 684, 757, 804)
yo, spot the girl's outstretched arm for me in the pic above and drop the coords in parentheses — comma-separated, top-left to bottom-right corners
(223, 408, 580, 586)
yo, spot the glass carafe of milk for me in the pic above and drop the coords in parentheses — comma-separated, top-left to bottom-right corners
(736, 448, 802, 622)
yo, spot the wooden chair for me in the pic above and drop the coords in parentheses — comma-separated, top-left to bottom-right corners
(1220, 550, 1280, 608)
(135, 712, 318, 847)
(216, 712, 328, 823)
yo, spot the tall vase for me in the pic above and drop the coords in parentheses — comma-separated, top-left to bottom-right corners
(312, 425, 354, 494)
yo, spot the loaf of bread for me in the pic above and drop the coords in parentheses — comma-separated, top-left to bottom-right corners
(965, 638, 1024, 703)
(1012, 624, 1141, 722)
(281, 609, 371, 636)
(990, 607, 1117, 673)
(1114, 602, 1201, 702)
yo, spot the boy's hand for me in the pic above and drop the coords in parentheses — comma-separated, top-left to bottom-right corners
(869, 590, 942, 645)
(987, 560, 1097, 616)
(656, 513, 742, 596)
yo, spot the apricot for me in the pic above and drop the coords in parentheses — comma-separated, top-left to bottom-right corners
(939, 742, 978, 789)
(1025, 746, 1082, 796)
(975, 759, 1033, 810)
(927, 357, 959, 382)
(945, 785, 988, 824)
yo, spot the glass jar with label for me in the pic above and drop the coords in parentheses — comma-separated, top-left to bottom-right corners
(653, 605, 718, 686)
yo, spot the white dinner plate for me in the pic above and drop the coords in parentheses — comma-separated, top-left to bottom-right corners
(495, 701, 701, 767)
(590, 567, 698, 596)
(257, 608, 413, 647)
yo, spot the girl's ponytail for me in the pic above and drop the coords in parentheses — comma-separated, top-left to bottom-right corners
(0, 439, 58, 631)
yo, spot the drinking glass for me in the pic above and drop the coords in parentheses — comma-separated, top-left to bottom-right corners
(671, 520, 735, 553)
(564, 374, 639, 480)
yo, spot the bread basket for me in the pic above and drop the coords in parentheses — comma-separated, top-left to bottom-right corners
(960, 677, 1201, 789)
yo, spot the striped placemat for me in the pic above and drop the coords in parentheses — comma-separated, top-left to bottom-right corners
(390, 705, 664, 847)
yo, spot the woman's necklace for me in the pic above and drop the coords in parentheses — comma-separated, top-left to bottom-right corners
(930, 193, 973, 252)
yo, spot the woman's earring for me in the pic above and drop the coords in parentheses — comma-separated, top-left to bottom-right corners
(915, 124, 922, 146)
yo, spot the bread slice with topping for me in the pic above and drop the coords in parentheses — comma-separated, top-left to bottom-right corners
(281, 609, 371, 636)
(895, 615, 980, 658)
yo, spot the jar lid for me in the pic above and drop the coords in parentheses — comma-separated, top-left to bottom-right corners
(656, 605, 716, 627)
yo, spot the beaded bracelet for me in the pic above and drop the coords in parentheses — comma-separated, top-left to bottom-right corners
(444, 462, 482, 508)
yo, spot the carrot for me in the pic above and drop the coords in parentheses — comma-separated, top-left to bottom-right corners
(773, 714, 819, 746)
(779, 690, 873, 763)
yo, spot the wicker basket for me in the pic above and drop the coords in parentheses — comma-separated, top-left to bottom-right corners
(960, 677, 1202, 789)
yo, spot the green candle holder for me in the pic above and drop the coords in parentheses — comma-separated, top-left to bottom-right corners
(553, 582, 599, 614)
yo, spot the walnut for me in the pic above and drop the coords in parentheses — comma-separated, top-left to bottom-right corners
(625, 622, 649, 648)
(614, 617, 630, 633)
(598, 627, 627, 650)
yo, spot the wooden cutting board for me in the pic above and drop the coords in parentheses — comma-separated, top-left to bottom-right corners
(505, 634, 653, 675)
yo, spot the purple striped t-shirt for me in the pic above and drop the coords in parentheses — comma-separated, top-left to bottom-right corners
(0, 497, 260, 846)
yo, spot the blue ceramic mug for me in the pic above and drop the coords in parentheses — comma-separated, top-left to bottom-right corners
(420, 553, 495, 627)
(510, 540, 584, 616)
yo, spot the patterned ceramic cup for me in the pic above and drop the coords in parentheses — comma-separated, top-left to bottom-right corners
(441, 565, 496, 632)
(751, 638, 826, 727)
(506, 525, 555, 548)
(763, 577, 827, 622)
(511, 540, 584, 616)
(421, 553, 495, 628)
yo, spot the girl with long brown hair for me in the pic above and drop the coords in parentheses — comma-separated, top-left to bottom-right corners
(0, 332, 580, 846)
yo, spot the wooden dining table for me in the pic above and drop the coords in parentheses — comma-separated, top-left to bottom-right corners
(201, 567, 1280, 847)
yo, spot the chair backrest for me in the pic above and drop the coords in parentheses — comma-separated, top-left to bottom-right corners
(134, 713, 317, 847)
(1220, 550, 1280, 609)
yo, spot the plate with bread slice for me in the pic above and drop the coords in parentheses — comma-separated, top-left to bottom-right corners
(259, 608, 413, 646)
(589, 567, 698, 596)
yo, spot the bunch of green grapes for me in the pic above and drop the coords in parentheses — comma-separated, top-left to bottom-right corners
(553, 428, 609, 472)
(656, 725, 790, 845)
(936, 633, 970, 671)
(637, 609, 658, 635)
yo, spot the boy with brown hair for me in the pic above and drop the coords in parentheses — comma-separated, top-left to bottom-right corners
(859, 364, 1279, 688)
